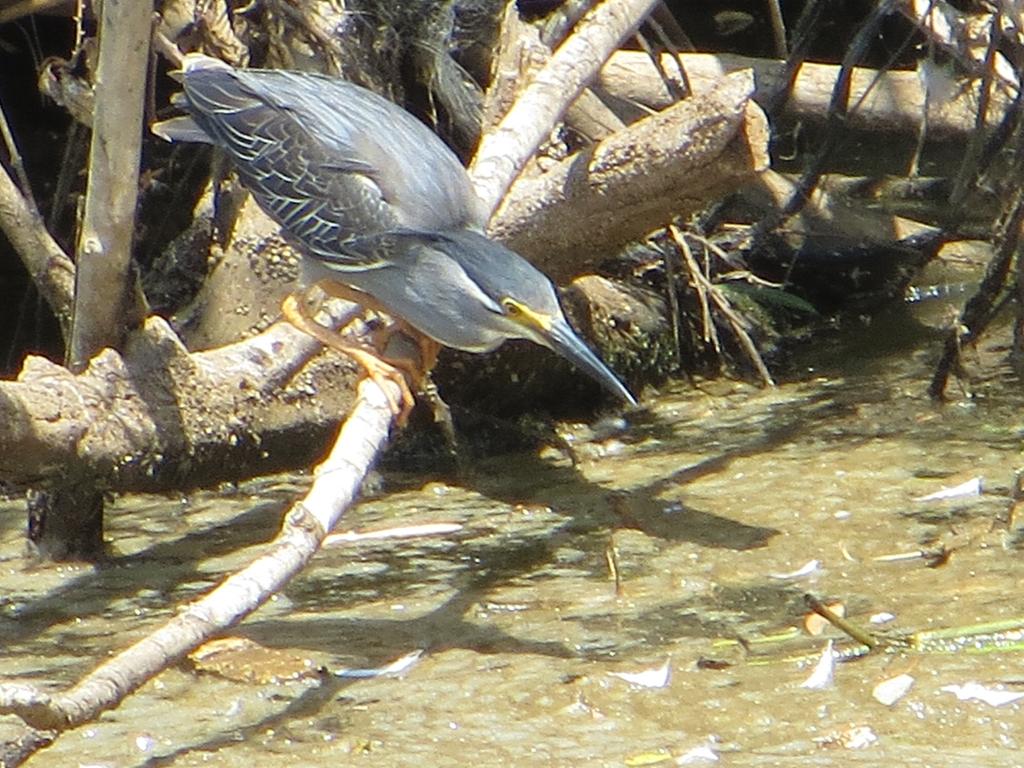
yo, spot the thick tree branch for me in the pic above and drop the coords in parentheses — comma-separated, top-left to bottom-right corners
(491, 71, 769, 281)
(0, 313, 362, 491)
(599, 51, 1014, 137)
(469, 0, 660, 217)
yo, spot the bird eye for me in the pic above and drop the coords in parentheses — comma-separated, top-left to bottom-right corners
(501, 298, 522, 316)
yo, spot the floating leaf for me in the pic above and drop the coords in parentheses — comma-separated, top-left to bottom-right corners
(770, 560, 820, 580)
(940, 682, 1024, 707)
(609, 658, 672, 688)
(800, 641, 835, 689)
(913, 477, 982, 502)
(335, 650, 424, 679)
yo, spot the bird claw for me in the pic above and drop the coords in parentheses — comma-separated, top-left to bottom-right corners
(282, 293, 419, 427)
(338, 345, 417, 427)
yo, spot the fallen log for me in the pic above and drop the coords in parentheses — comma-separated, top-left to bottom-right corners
(490, 70, 770, 282)
(0, 313, 359, 491)
(599, 50, 1013, 137)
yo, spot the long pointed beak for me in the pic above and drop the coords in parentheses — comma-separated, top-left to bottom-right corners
(544, 318, 637, 406)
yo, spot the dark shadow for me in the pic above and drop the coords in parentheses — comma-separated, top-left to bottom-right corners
(0, 495, 286, 653)
(143, 671, 351, 768)
(616, 501, 779, 549)
(248, 537, 581, 661)
(577, 583, 812, 651)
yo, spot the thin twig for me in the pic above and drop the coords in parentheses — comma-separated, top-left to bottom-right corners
(657, 234, 684, 370)
(765, 0, 788, 59)
(949, 5, 1002, 208)
(930, 185, 1024, 398)
(750, 0, 899, 247)
(805, 594, 877, 649)
(643, 5, 692, 95)
(539, 0, 594, 48)
(0, 0, 64, 24)
(0, 373, 397, 743)
(0, 160, 75, 337)
(669, 224, 774, 386)
(153, 29, 185, 68)
(675, 230, 716, 353)
(0, 94, 39, 218)
(632, 27, 686, 102)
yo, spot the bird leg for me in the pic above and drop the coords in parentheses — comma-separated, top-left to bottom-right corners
(281, 290, 416, 425)
(370, 323, 441, 376)
(312, 279, 441, 383)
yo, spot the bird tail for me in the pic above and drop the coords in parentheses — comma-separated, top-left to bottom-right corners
(151, 115, 212, 143)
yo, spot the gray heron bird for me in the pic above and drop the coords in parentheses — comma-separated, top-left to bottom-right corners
(154, 54, 636, 417)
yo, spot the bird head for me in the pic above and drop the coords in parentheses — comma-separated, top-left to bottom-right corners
(445, 231, 636, 406)
(496, 293, 637, 406)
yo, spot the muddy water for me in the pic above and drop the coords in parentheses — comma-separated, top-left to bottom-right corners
(3, 303, 1024, 767)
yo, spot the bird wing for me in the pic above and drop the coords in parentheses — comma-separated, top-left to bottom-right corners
(312, 230, 435, 275)
(163, 55, 484, 270)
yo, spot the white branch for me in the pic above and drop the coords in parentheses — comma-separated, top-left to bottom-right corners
(0, 374, 396, 733)
(67, 0, 152, 369)
(599, 51, 1013, 137)
(469, 0, 660, 217)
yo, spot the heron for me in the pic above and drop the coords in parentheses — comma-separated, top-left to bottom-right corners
(154, 54, 636, 419)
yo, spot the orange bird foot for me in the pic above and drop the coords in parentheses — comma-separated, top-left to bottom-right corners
(282, 293, 420, 426)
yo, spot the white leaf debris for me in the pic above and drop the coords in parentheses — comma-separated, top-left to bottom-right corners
(940, 682, 1024, 707)
(676, 737, 720, 764)
(800, 640, 835, 689)
(335, 649, 424, 679)
(324, 522, 463, 546)
(608, 657, 672, 688)
(913, 477, 982, 502)
(872, 673, 914, 706)
(769, 560, 820, 580)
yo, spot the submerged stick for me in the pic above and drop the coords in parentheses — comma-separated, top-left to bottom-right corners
(804, 594, 877, 650)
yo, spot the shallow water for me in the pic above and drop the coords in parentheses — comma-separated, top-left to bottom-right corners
(3, 300, 1024, 767)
